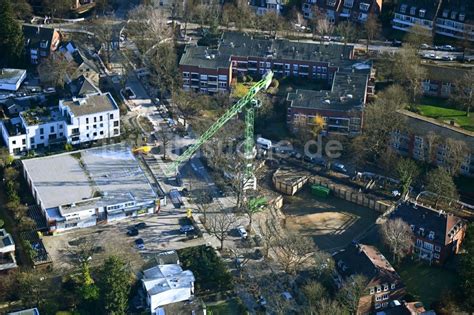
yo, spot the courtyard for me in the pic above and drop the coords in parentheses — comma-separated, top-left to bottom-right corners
(282, 187, 380, 252)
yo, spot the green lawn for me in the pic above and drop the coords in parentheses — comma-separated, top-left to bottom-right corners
(207, 298, 246, 315)
(413, 98, 474, 131)
(397, 260, 460, 307)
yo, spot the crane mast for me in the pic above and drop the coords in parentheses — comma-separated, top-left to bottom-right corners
(166, 71, 274, 190)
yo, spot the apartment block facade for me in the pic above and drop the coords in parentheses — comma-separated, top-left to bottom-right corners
(391, 110, 474, 177)
(302, 0, 383, 23)
(392, 0, 474, 42)
(0, 93, 120, 155)
(179, 32, 355, 94)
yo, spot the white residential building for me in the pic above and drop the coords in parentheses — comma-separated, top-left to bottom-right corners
(0, 229, 17, 271)
(0, 92, 120, 155)
(142, 264, 195, 314)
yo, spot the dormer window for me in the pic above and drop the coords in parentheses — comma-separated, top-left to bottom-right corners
(451, 11, 457, 20)
(327, 0, 336, 6)
(410, 6, 416, 15)
(419, 9, 426, 18)
(400, 4, 407, 14)
(418, 227, 425, 236)
(383, 284, 389, 291)
(359, 2, 370, 12)
(391, 283, 396, 290)
(344, 0, 354, 8)
(459, 13, 465, 21)
(428, 231, 435, 240)
(410, 224, 415, 231)
(442, 9, 449, 18)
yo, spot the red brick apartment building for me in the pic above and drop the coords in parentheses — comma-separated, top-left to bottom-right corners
(302, 0, 383, 23)
(389, 201, 466, 265)
(333, 244, 406, 314)
(179, 32, 355, 94)
(179, 32, 372, 136)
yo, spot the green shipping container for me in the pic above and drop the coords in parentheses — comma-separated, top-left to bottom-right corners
(311, 185, 330, 198)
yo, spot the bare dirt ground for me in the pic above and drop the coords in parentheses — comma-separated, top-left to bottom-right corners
(283, 187, 380, 252)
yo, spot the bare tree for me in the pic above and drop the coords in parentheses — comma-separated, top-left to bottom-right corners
(393, 45, 427, 102)
(38, 53, 75, 88)
(314, 298, 346, 315)
(380, 218, 414, 263)
(207, 212, 236, 250)
(441, 138, 469, 176)
(93, 20, 115, 65)
(405, 24, 433, 47)
(336, 21, 358, 49)
(396, 158, 420, 196)
(231, 244, 253, 279)
(364, 13, 380, 51)
(351, 85, 408, 162)
(157, 127, 171, 160)
(451, 70, 474, 117)
(257, 209, 280, 259)
(302, 281, 328, 309)
(426, 167, 459, 206)
(272, 232, 315, 274)
(337, 274, 367, 313)
(243, 196, 267, 232)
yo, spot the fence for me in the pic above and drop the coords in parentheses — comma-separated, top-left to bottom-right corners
(308, 177, 393, 213)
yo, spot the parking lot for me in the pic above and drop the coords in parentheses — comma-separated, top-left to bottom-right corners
(42, 203, 211, 272)
(282, 187, 380, 252)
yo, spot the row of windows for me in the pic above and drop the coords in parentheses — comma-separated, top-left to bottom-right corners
(369, 283, 396, 295)
(84, 113, 114, 124)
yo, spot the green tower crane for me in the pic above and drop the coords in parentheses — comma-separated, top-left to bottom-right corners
(166, 71, 274, 190)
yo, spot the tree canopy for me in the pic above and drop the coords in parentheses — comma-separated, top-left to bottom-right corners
(0, 0, 25, 67)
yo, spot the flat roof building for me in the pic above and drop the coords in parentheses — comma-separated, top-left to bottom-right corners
(22, 144, 160, 232)
(0, 69, 27, 91)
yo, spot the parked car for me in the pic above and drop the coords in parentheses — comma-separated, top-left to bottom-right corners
(127, 227, 139, 236)
(134, 238, 145, 250)
(420, 43, 431, 49)
(332, 163, 348, 174)
(237, 226, 248, 239)
(391, 40, 402, 47)
(180, 225, 195, 233)
(135, 222, 147, 230)
(442, 55, 455, 61)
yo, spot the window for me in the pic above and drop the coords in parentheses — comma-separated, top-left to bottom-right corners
(376, 286, 381, 293)
(59, 125, 63, 129)
(410, 6, 416, 15)
(114, 121, 119, 127)
(30, 137, 35, 144)
(359, 2, 370, 11)
(423, 242, 434, 251)
(375, 303, 381, 309)
(22, 139, 26, 145)
(400, 4, 407, 14)
(59, 132, 63, 137)
(376, 296, 382, 301)
(382, 293, 389, 300)
(100, 123, 103, 128)
(93, 132, 97, 137)
(100, 131, 104, 135)
(285, 64, 290, 69)
(419, 9, 426, 18)
(110, 114, 114, 119)
(259, 62, 265, 68)
(114, 129, 119, 135)
(12, 140, 16, 145)
(266, 62, 271, 68)
(86, 117, 89, 124)
(50, 126, 54, 132)
(100, 116, 103, 122)
(40, 128, 44, 135)
(434, 253, 440, 259)
(293, 64, 299, 71)
(86, 126, 89, 130)
(94, 117, 97, 123)
(391, 283, 396, 290)
(435, 245, 441, 252)
(40, 136, 44, 140)
(93, 124, 97, 129)
(383, 284, 388, 291)
(369, 288, 374, 294)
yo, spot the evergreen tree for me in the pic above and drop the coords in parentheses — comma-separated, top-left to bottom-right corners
(0, 0, 25, 67)
(98, 256, 131, 315)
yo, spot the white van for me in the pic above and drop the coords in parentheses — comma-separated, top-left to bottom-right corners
(256, 137, 272, 150)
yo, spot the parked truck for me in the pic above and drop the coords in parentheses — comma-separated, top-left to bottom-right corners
(169, 189, 184, 208)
